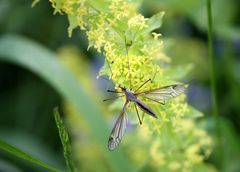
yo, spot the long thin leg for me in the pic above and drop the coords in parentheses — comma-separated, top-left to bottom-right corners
(134, 104, 142, 125)
(143, 96, 165, 105)
(103, 95, 124, 102)
(107, 90, 123, 93)
(135, 79, 151, 93)
(135, 70, 157, 93)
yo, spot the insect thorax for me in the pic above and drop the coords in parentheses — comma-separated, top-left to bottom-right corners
(125, 89, 137, 101)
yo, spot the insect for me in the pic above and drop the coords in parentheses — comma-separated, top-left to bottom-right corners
(106, 79, 186, 151)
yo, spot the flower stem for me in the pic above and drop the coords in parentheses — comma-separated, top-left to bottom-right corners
(207, 0, 218, 117)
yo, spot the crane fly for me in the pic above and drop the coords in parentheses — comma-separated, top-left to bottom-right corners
(106, 79, 186, 151)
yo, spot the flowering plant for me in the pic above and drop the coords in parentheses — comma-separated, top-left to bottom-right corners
(46, 0, 214, 171)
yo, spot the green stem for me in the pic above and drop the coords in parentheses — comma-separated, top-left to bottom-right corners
(207, 0, 218, 117)
(207, 0, 223, 170)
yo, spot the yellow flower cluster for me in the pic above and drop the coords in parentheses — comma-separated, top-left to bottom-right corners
(76, 2, 87, 30)
(128, 14, 148, 29)
(109, 0, 131, 21)
(128, 116, 213, 172)
(170, 100, 189, 132)
(49, 0, 88, 36)
(49, 0, 165, 79)
(86, 13, 108, 52)
(107, 54, 160, 89)
(150, 140, 166, 166)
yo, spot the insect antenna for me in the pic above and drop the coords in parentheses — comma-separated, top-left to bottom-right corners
(124, 34, 132, 89)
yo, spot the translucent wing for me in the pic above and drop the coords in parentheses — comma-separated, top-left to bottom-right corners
(108, 101, 128, 151)
(138, 85, 186, 103)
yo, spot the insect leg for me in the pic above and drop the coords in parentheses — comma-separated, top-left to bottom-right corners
(134, 104, 142, 125)
(135, 78, 151, 92)
(107, 90, 123, 93)
(103, 95, 124, 102)
(143, 96, 165, 105)
(135, 69, 157, 93)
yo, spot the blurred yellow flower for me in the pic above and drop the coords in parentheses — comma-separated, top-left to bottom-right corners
(150, 140, 166, 166)
(186, 144, 204, 164)
(169, 161, 181, 171)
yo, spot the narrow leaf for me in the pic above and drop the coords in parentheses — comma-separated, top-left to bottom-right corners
(0, 139, 63, 172)
(54, 108, 77, 172)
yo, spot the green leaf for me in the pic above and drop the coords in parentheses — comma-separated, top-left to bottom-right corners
(0, 139, 63, 172)
(31, 0, 40, 8)
(185, 105, 204, 118)
(144, 11, 165, 33)
(164, 64, 193, 80)
(0, 128, 65, 170)
(54, 108, 77, 172)
(0, 34, 132, 172)
(88, 0, 109, 12)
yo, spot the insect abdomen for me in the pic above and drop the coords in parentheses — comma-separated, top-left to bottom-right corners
(135, 99, 158, 118)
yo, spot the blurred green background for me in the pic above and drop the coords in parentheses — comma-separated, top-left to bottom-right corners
(0, 0, 240, 171)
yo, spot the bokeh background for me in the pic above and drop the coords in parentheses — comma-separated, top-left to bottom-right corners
(0, 0, 240, 171)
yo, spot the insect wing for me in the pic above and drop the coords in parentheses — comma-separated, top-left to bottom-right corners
(108, 102, 128, 151)
(138, 85, 186, 102)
